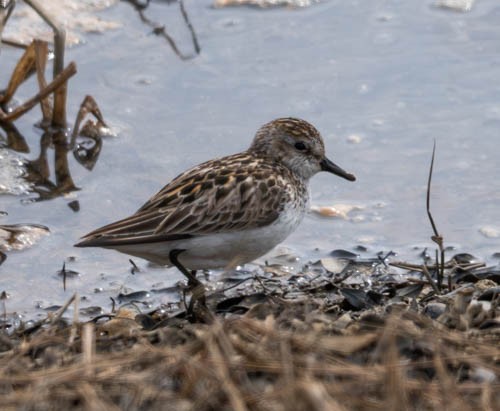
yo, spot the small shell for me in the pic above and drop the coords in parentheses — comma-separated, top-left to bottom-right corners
(479, 226, 499, 238)
(311, 204, 363, 219)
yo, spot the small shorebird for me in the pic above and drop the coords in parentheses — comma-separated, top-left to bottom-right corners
(75, 118, 355, 308)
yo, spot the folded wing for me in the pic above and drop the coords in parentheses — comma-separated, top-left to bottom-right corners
(75, 153, 291, 248)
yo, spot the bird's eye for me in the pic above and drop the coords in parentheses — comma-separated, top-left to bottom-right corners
(294, 142, 307, 151)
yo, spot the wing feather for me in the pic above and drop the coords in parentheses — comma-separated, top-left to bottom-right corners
(75, 153, 299, 248)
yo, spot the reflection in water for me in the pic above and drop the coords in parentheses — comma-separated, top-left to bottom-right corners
(0, 122, 29, 153)
(24, 130, 79, 201)
(0, 1, 110, 201)
(71, 95, 108, 171)
(0, 221, 50, 265)
(0, 96, 108, 263)
(1, 94, 108, 201)
(73, 134, 103, 172)
(0, 2, 112, 276)
(0, 223, 50, 252)
(0, 148, 32, 195)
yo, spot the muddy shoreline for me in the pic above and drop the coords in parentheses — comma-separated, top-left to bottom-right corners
(1, 253, 498, 410)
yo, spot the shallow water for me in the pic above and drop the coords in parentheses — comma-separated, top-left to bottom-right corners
(1, 0, 499, 321)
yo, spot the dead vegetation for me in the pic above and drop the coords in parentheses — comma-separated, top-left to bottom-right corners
(0, 2, 108, 200)
(1, 136, 497, 410)
(0, 1, 109, 268)
(124, 0, 200, 60)
(0, 4, 498, 410)
(0, 289, 498, 411)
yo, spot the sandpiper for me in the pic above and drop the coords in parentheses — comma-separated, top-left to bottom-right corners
(75, 118, 355, 304)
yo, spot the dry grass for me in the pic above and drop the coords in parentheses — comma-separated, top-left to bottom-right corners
(1, 296, 498, 411)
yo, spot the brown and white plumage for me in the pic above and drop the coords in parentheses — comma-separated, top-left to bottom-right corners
(75, 118, 355, 270)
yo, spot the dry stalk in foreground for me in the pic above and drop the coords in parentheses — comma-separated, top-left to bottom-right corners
(426, 141, 446, 291)
(0, 298, 498, 411)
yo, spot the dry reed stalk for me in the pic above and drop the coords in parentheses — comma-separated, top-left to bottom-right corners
(82, 322, 95, 378)
(207, 322, 249, 411)
(433, 344, 471, 411)
(33, 39, 52, 122)
(51, 292, 77, 325)
(297, 378, 348, 411)
(279, 338, 296, 409)
(0, 62, 76, 122)
(381, 316, 408, 411)
(0, 297, 497, 410)
(480, 382, 494, 411)
(0, 41, 37, 104)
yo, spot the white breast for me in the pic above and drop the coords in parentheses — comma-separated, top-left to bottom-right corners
(111, 196, 308, 270)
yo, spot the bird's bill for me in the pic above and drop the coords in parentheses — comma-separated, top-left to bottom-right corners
(320, 158, 356, 181)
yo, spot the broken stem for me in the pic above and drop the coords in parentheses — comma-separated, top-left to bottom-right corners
(422, 265, 440, 295)
(0, 61, 76, 122)
(180, 0, 200, 54)
(426, 141, 444, 291)
(23, 0, 68, 127)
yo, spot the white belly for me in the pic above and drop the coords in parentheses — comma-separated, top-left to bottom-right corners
(111, 203, 306, 270)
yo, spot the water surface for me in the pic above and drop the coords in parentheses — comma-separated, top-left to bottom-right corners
(1, 0, 499, 321)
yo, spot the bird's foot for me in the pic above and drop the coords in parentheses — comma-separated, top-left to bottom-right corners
(170, 249, 211, 322)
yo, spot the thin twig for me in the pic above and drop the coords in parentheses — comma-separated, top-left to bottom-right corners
(179, 0, 200, 54)
(0, 38, 28, 49)
(124, 0, 199, 60)
(389, 261, 484, 273)
(61, 261, 67, 291)
(426, 141, 444, 291)
(217, 276, 255, 293)
(426, 141, 439, 239)
(422, 265, 440, 294)
(51, 292, 77, 325)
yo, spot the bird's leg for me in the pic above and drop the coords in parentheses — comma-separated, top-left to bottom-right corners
(187, 269, 198, 288)
(169, 249, 199, 284)
(169, 249, 206, 313)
